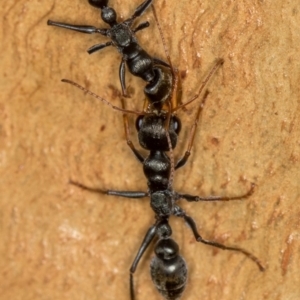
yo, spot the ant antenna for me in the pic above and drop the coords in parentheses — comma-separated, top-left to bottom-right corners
(151, 5, 174, 72)
(61, 79, 144, 115)
(164, 100, 175, 186)
(165, 69, 179, 186)
(151, 4, 180, 113)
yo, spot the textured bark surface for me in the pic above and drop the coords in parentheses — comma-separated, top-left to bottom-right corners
(1, 0, 300, 299)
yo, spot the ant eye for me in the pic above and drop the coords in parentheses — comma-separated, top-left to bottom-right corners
(135, 115, 144, 131)
(172, 116, 181, 134)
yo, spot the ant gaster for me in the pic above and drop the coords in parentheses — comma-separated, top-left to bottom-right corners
(47, 0, 172, 101)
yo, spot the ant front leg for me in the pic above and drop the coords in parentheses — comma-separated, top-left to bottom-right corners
(133, 21, 150, 33)
(87, 41, 112, 54)
(47, 20, 113, 54)
(126, 0, 153, 26)
(174, 206, 265, 272)
(47, 20, 108, 35)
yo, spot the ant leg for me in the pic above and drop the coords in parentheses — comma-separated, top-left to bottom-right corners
(175, 90, 210, 169)
(153, 57, 171, 68)
(70, 180, 148, 198)
(119, 59, 128, 97)
(87, 41, 112, 54)
(178, 183, 255, 202)
(125, 0, 152, 28)
(120, 97, 145, 163)
(133, 21, 150, 33)
(130, 221, 160, 300)
(174, 206, 265, 272)
(47, 20, 108, 35)
(129, 0, 153, 23)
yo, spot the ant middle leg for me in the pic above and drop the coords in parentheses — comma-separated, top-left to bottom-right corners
(133, 21, 150, 33)
(70, 180, 148, 199)
(178, 182, 255, 202)
(174, 206, 265, 272)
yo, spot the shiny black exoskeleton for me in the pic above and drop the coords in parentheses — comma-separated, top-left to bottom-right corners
(150, 220, 187, 300)
(47, 0, 172, 101)
(113, 107, 264, 300)
(70, 99, 265, 299)
(53, 2, 265, 299)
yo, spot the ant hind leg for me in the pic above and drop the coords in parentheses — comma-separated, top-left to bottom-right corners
(174, 205, 265, 271)
(130, 222, 159, 300)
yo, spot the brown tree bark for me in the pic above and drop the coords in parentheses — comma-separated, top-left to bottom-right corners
(1, 0, 299, 299)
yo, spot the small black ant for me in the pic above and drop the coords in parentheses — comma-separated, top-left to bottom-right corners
(47, 0, 171, 98)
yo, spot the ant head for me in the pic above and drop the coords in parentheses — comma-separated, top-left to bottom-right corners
(136, 114, 181, 151)
(136, 114, 181, 135)
(101, 7, 117, 25)
(88, 0, 109, 9)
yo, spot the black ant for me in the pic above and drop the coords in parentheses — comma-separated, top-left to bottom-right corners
(63, 58, 265, 299)
(49, 2, 265, 298)
(47, 0, 171, 98)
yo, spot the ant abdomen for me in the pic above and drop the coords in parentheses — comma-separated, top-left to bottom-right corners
(144, 67, 173, 110)
(150, 238, 187, 300)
